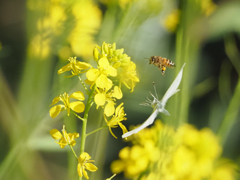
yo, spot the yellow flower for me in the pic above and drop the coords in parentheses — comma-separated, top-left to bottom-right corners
(164, 9, 180, 33)
(119, 61, 139, 92)
(58, 57, 92, 77)
(86, 57, 117, 90)
(77, 152, 98, 179)
(94, 86, 123, 117)
(49, 91, 85, 118)
(104, 103, 128, 138)
(68, 1, 102, 59)
(50, 125, 79, 148)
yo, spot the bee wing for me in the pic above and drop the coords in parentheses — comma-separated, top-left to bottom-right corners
(122, 109, 158, 138)
(161, 63, 185, 106)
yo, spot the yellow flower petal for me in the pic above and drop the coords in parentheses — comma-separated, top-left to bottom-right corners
(49, 105, 64, 118)
(94, 93, 106, 106)
(50, 97, 61, 106)
(112, 86, 123, 99)
(58, 63, 72, 74)
(69, 101, 85, 113)
(50, 129, 62, 140)
(119, 122, 128, 135)
(109, 127, 117, 139)
(69, 140, 76, 147)
(86, 69, 100, 81)
(96, 74, 112, 89)
(104, 101, 115, 117)
(77, 163, 83, 177)
(83, 169, 89, 179)
(57, 138, 68, 149)
(85, 163, 98, 172)
(70, 91, 85, 101)
(75, 61, 91, 70)
(80, 152, 91, 161)
(106, 65, 117, 77)
(98, 57, 109, 68)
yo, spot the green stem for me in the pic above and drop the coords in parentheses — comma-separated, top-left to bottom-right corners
(78, 75, 89, 94)
(217, 79, 240, 145)
(86, 125, 108, 137)
(79, 85, 95, 180)
(73, 112, 84, 121)
(79, 85, 96, 176)
(69, 145, 78, 160)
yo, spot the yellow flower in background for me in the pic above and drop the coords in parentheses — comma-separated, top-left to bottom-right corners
(68, 0, 101, 59)
(27, 0, 101, 60)
(77, 152, 98, 179)
(50, 125, 79, 148)
(104, 103, 128, 138)
(58, 57, 92, 77)
(111, 120, 239, 180)
(27, 34, 51, 59)
(86, 57, 117, 90)
(49, 91, 85, 118)
(164, 9, 180, 33)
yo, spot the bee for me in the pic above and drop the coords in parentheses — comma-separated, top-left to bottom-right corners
(148, 56, 175, 76)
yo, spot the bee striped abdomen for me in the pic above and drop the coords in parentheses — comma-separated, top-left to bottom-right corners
(149, 56, 175, 76)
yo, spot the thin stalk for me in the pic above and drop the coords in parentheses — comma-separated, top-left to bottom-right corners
(86, 125, 108, 137)
(73, 112, 84, 121)
(78, 75, 89, 94)
(79, 85, 96, 180)
(69, 145, 78, 160)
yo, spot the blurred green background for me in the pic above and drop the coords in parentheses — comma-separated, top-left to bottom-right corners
(0, 0, 240, 179)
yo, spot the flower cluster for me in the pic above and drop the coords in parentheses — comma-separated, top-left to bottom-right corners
(49, 42, 139, 178)
(111, 120, 239, 179)
(163, 0, 217, 32)
(87, 42, 139, 138)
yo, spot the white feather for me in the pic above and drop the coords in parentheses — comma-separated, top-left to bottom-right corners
(122, 63, 185, 138)
(122, 109, 158, 138)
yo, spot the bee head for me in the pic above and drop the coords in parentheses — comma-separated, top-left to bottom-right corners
(149, 56, 155, 64)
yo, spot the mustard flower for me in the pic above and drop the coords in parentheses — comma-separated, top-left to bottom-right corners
(49, 91, 85, 118)
(104, 103, 128, 138)
(58, 57, 91, 77)
(77, 152, 98, 179)
(86, 57, 117, 90)
(94, 86, 123, 117)
(119, 61, 139, 92)
(50, 125, 79, 148)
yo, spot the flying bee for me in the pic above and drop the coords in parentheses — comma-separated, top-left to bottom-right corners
(148, 56, 175, 76)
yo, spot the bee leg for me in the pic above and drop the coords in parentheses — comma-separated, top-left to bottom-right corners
(161, 65, 166, 76)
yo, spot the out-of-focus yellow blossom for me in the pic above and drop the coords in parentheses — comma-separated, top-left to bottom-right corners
(86, 57, 117, 90)
(210, 159, 239, 180)
(77, 152, 98, 179)
(164, 9, 180, 33)
(94, 86, 123, 117)
(111, 120, 239, 180)
(58, 57, 92, 77)
(163, 0, 217, 32)
(49, 91, 85, 118)
(50, 125, 79, 148)
(104, 103, 128, 138)
(197, 0, 217, 16)
(27, 0, 101, 60)
(27, 35, 51, 59)
(68, 1, 101, 59)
